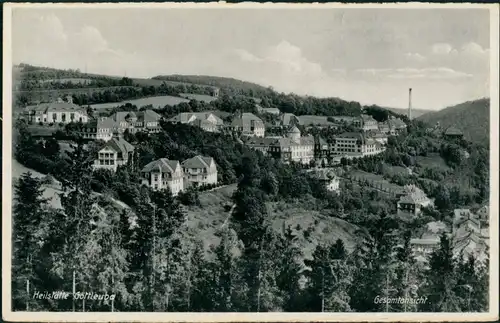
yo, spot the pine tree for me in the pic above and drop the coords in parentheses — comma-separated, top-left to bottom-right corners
(277, 226, 304, 311)
(454, 255, 489, 312)
(12, 172, 49, 310)
(393, 230, 420, 312)
(210, 227, 244, 311)
(422, 233, 460, 311)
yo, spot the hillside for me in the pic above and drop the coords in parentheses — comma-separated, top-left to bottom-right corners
(384, 107, 431, 119)
(417, 98, 490, 144)
(153, 74, 272, 96)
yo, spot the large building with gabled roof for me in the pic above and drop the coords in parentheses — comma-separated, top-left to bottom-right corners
(25, 96, 89, 124)
(93, 136, 135, 173)
(168, 112, 224, 133)
(397, 184, 432, 216)
(141, 158, 184, 195)
(181, 155, 218, 187)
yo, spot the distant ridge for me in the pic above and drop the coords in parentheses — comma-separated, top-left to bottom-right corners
(152, 75, 272, 96)
(417, 98, 490, 144)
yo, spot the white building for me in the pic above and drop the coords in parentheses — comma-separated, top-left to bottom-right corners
(141, 158, 184, 196)
(25, 96, 89, 124)
(93, 136, 135, 173)
(332, 132, 386, 157)
(361, 114, 379, 131)
(169, 112, 224, 133)
(182, 155, 218, 187)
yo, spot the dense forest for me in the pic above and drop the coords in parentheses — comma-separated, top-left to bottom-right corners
(12, 113, 489, 312)
(417, 98, 490, 145)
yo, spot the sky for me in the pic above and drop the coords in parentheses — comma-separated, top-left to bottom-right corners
(11, 6, 491, 111)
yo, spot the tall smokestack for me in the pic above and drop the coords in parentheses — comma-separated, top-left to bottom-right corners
(408, 88, 412, 120)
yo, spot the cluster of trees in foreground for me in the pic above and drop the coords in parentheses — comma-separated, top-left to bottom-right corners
(13, 116, 489, 312)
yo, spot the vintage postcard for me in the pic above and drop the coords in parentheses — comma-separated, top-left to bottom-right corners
(2, 2, 499, 322)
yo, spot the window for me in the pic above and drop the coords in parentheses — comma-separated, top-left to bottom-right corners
(52, 113, 57, 121)
(153, 174, 159, 181)
(105, 160, 110, 165)
(110, 160, 115, 165)
(70, 113, 75, 120)
(61, 114, 66, 122)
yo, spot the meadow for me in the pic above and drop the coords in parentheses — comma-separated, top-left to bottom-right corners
(179, 93, 218, 103)
(91, 95, 190, 110)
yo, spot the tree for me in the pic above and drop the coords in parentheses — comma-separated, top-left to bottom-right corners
(421, 233, 460, 311)
(12, 173, 49, 310)
(209, 227, 244, 311)
(305, 239, 352, 312)
(276, 226, 304, 311)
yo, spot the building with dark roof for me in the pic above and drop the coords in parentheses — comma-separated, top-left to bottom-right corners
(444, 126, 464, 139)
(397, 184, 432, 216)
(93, 136, 135, 173)
(231, 112, 265, 137)
(141, 158, 184, 195)
(309, 169, 340, 192)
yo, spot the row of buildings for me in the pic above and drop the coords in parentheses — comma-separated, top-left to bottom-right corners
(24, 96, 163, 141)
(167, 111, 266, 137)
(244, 126, 387, 165)
(92, 135, 218, 195)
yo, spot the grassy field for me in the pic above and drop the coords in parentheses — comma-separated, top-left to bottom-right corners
(185, 184, 238, 252)
(269, 201, 360, 259)
(415, 154, 450, 171)
(349, 170, 405, 194)
(185, 184, 360, 260)
(39, 78, 93, 84)
(179, 93, 218, 103)
(91, 95, 190, 110)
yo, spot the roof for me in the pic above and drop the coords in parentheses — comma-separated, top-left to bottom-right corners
(398, 185, 430, 204)
(111, 109, 161, 124)
(297, 115, 335, 126)
(288, 125, 301, 134)
(27, 101, 87, 115)
(361, 114, 377, 122)
(365, 129, 387, 138)
(445, 127, 463, 136)
(142, 158, 180, 173)
(231, 113, 264, 128)
(314, 136, 328, 146)
(280, 113, 301, 126)
(335, 132, 365, 143)
(169, 112, 223, 125)
(387, 117, 407, 129)
(101, 137, 135, 155)
(182, 155, 214, 169)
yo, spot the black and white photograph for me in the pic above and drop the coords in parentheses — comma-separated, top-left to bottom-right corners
(2, 3, 498, 322)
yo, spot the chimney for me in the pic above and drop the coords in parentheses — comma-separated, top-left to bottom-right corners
(408, 88, 412, 120)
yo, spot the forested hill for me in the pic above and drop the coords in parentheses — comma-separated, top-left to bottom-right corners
(152, 74, 272, 96)
(417, 98, 490, 144)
